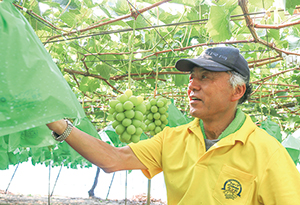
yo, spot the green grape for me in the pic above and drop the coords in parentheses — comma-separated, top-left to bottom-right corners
(134, 111, 143, 121)
(117, 94, 129, 103)
(124, 89, 132, 97)
(121, 131, 131, 142)
(122, 118, 132, 127)
(123, 101, 134, 110)
(127, 125, 136, 135)
(136, 96, 144, 106)
(161, 98, 168, 105)
(131, 134, 140, 143)
(132, 119, 142, 127)
(129, 96, 138, 106)
(151, 106, 158, 113)
(158, 107, 167, 114)
(135, 103, 146, 114)
(156, 100, 164, 108)
(115, 124, 125, 135)
(116, 113, 125, 122)
(115, 103, 124, 112)
(140, 122, 146, 131)
(109, 108, 115, 114)
(112, 112, 117, 120)
(147, 113, 153, 120)
(135, 127, 143, 135)
(148, 123, 155, 131)
(153, 112, 160, 120)
(155, 119, 162, 126)
(161, 124, 166, 129)
(162, 119, 168, 125)
(144, 119, 151, 125)
(150, 98, 156, 105)
(149, 130, 155, 136)
(109, 100, 119, 108)
(145, 102, 151, 110)
(112, 120, 120, 129)
(124, 110, 135, 119)
(160, 114, 167, 121)
(155, 126, 162, 134)
(119, 135, 126, 143)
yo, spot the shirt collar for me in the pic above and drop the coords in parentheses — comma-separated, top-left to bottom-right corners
(215, 114, 257, 146)
(199, 108, 246, 140)
(188, 112, 257, 147)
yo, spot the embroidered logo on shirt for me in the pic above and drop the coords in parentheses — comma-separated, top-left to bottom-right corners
(221, 179, 242, 200)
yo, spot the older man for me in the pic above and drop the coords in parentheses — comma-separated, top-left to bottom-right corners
(47, 47, 300, 204)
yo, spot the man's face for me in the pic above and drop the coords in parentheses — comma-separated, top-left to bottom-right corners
(187, 67, 235, 120)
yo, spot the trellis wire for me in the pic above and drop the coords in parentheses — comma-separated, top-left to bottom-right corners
(43, 9, 286, 44)
(14, 0, 300, 124)
(17, 2, 181, 94)
(122, 0, 176, 56)
(14, 4, 124, 74)
(127, 11, 136, 89)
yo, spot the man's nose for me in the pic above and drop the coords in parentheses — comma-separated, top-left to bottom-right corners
(188, 79, 200, 91)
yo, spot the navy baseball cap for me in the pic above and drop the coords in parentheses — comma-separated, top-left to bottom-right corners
(175, 47, 250, 82)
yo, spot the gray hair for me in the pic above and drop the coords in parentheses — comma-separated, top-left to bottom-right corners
(228, 71, 251, 104)
(228, 71, 247, 88)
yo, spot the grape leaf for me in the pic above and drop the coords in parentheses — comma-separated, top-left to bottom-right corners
(206, 1, 238, 42)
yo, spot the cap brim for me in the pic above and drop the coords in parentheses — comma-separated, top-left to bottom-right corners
(175, 58, 232, 72)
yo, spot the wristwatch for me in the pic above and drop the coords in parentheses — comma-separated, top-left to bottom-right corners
(51, 119, 73, 142)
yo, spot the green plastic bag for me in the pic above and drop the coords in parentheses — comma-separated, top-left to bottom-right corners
(0, 136, 9, 169)
(281, 135, 300, 165)
(260, 116, 282, 143)
(167, 102, 193, 127)
(0, 0, 99, 157)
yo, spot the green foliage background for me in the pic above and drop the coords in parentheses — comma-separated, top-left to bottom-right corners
(2, 0, 300, 168)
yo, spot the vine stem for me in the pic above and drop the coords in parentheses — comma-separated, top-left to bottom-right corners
(128, 16, 136, 89)
(59, 0, 71, 18)
(154, 56, 159, 98)
(153, 8, 160, 98)
(44, 0, 172, 43)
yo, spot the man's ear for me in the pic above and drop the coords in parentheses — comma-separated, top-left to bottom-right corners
(231, 84, 246, 102)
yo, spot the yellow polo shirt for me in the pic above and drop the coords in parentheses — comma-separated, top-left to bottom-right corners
(129, 114, 300, 204)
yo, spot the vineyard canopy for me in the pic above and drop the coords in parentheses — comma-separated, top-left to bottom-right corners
(1, 0, 300, 169)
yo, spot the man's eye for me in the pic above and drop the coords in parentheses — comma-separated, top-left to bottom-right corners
(201, 75, 207, 79)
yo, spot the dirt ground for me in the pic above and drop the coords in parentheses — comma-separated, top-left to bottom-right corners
(0, 190, 166, 205)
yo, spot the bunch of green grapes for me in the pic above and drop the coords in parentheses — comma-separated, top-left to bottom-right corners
(109, 90, 147, 143)
(144, 96, 169, 136)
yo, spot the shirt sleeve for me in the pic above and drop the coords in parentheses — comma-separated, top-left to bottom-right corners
(128, 130, 165, 179)
(258, 146, 300, 204)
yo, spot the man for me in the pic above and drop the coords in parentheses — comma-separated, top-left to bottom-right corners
(47, 47, 300, 204)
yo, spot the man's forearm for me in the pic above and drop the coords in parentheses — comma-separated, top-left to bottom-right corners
(47, 120, 147, 172)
